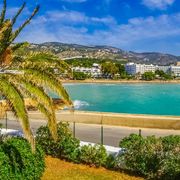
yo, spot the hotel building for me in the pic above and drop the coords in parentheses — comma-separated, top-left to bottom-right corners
(125, 62, 180, 77)
(169, 66, 180, 77)
(125, 63, 156, 75)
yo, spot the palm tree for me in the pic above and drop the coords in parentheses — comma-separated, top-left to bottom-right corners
(0, 0, 73, 151)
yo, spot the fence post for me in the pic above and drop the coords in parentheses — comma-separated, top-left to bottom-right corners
(101, 125, 103, 145)
(5, 111, 7, 130)
(73, 122, 76, 138)
(101, 115, 103, 145)
(139, 129, 142, 136)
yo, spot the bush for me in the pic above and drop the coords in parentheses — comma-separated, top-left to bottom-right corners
(142, 71, 155, 81)
(161, 135, 180, 151)
(106, 154, 117, 169)
(118, 134, 180, 179)
(0, 137, 45, 180)
(79, 144, 107, 167)
(119, 134, 143, 148)
(36, 122, 80, 162)
(73, 72, 89, 80)
(58, 135, 80, 163)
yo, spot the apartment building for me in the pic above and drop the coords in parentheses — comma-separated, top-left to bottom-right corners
(169, 66, 180, 77)
(125, 63, 156, 75)
(72, 63, 102, 77)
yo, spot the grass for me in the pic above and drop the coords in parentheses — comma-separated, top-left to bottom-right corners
(42, 156, 144, 180)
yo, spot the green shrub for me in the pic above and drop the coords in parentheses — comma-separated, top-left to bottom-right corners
(0, 137, 45, 180)
(79, 144, 107, 167)
(58, 136, 80, 163)
(119, 134, 143, 148)
(161, 135, 180, 151)
(36, 122, 80, 162)
(35, 125, 60, 156)
(106, 154, 118, 169)
(0, 146, 11, 180)
(118, 134, 180, 179)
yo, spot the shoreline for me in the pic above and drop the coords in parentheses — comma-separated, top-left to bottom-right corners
(61, 79, 180, 84)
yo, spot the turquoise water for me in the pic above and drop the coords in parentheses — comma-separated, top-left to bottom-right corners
(56, 83, 180, 116)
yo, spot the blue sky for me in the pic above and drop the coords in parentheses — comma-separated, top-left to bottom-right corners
(2, 0, 180, 55)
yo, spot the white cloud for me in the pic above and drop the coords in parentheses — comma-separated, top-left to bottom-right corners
(142, 0, 175, 10)
(32, 10, 116, 26)
(17, 10, 180, 55)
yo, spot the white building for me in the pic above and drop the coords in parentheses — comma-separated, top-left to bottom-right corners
(125, 63, 156, 75)
(156, 66, 170, 73)
(170, 66, 180, 77)
(72, 64, 102, 77)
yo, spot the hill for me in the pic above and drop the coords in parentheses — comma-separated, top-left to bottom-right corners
(28, 42, 180, 65)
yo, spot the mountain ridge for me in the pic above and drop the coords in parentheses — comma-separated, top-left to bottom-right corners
(29, 42, 180, 65)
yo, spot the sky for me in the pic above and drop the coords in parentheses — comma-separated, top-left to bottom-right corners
(2, 0, 180, 55)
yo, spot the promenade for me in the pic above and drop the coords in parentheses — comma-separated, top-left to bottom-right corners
(1, 111, 180, 147)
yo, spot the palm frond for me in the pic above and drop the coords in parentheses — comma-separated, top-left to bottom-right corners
(11, 2, 26, 25)
(11, 5, 39, 42)
(0, 0, 7, 27)
(7, 74, 59, 140)
(0, 75, 35, 151)
(16, 51, 72, 76)
(37, 103, 57, 141)
(23, 68, 73, 107)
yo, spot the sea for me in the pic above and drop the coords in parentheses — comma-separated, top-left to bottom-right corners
(51, 83, 180, 116)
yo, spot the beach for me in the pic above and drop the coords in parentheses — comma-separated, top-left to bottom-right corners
(62, 79, 180, 84)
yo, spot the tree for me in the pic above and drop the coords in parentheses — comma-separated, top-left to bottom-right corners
(115, 63, 127, 79)
(155, 70, 173, 80)
(142, 71, 155, 81)
(101, 61, 118, 78)
(155, 70, 165, 77)
(73, 71, 88, 80)
(0, 0, 72, 151)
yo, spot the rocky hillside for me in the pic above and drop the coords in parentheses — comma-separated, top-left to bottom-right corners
(28, 42, 180, 65)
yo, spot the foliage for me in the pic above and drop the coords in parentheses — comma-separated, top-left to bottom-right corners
(116, 63, 126, 76)
(73, 71, 89, 80)
(65, 58, 102, 68)
(142, 71, 156, 80)
(0, 0, 72, 150)
(36, 122, 80, 162)
(36, 122, 109, 167)
(0, 137, 45, 180)
(118, 134, 180, 179)
(101, 61, 118, 78)
(106, 154, 117, 169)
(119, 134, 142, 148)
(79, 144, 108, 167)
(161, 135, 180, 151)
(58, 135, 80, 163)
(155, 70, 173, 80)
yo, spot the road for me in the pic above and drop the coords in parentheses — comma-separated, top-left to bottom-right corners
(1, 118, 180, 147)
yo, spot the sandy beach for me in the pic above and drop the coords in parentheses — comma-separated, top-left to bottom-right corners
(61, 79, 180, 84)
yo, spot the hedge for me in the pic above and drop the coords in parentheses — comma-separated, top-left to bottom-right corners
(0, 137, 45, 180)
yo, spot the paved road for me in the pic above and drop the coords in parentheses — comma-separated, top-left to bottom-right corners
(1, 118, 180, 147)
